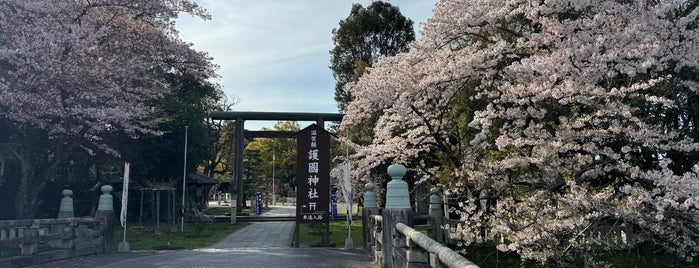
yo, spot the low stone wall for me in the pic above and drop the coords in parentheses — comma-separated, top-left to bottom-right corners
(0, 186, 115, 267)
(361, 165, 480, 268)
(0, 217, 108, 267)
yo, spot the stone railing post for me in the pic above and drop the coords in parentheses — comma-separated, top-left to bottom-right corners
(381, 163, 414, 268)
(403, 228, 430, 266)
(94, 185, 114, 253)
(362, 182, 379, 251)
(58, 189, 74, 218)
(429, 188, 445, 243)
(20, 221, 39, 255)
(372, 215, 384, 266)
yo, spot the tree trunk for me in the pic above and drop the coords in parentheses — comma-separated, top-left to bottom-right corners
(12, 136, 75, 219)
(14, 185, 39, 219)
(14, 154, 38, 219)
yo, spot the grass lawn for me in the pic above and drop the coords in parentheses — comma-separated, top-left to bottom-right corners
(0, 246, 20, 257)
(297, 220, 363, 248)
(203, 207, 252, 216)
(203, 207, 230, 216)
(112, 222, 249, 250)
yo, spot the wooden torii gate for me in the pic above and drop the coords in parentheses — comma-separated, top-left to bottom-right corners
(210, 111, 344, 213)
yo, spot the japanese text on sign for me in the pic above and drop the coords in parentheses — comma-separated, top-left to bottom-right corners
(296, 125, 330, 224)
(306, 130, 319, 213)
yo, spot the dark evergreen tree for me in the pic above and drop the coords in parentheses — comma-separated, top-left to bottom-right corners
(330, 1, 415, 112)
(127, 72, 223, 182)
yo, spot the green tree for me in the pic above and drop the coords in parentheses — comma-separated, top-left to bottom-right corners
(200, 98, 238, 180)
(243, 149, 264, 205)
(245, 121, 300, 200)
(330, 1, 415, 112)
(123, 72, 223, 182)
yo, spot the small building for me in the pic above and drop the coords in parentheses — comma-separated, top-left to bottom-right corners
(187, 173, 227, 208)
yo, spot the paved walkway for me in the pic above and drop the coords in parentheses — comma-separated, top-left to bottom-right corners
(206, 206, 295, 249)
(34, 205, 373, 268)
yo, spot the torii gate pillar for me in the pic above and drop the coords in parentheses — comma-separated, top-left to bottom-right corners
(212, 111, 344, 214)
(233, 117, 245, 213)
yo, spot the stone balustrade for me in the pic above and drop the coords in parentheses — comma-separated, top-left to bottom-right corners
(0, 217, 111, 267)
(363, 163, 480, 268)
(393, 222, 479, 268)
(364, 163, 638, 267)
(0, 185, 114, 267)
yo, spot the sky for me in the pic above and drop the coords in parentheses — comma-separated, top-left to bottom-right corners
(176, 0, 439, 130)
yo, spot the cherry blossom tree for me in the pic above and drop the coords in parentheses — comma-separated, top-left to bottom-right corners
(341, 0, 699, 265)
(0, 0, 216, 219)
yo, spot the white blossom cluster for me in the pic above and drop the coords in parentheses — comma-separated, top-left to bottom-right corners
(0, 0, 215, 218)
(0, 0, 214, 148)
(341, 0, 699, 264)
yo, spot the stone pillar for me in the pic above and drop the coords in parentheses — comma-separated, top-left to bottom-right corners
(362, 182, 379, 251)
(97, 185, 114, 211)
(381, 164, 414, 268)
(429, 188, 445, 243)
(95, 185, 114, 253)
(58, 189, 74, 218)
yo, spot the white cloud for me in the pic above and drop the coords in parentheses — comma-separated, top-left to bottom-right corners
(177, 0, 438, 130)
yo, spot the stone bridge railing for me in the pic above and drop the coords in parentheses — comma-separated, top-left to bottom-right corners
(363, 164, 479, 268)
(0, 186, 115, 267)
(363, 164, 639, 268)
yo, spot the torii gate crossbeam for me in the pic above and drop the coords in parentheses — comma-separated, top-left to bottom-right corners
(210, 111, 344, 213)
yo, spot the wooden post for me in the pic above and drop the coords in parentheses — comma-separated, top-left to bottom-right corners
(293, 222, 300, 247)
(381, 164, 414, 268)
(155, 190, 161, 234)
(139, 190, 144, 225)
(234, 117, 245, 213)
(230, 193, 237, 224)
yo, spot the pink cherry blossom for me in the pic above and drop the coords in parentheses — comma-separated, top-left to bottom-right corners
(0, 0, 216, 218)
(342, 0, 699, 264)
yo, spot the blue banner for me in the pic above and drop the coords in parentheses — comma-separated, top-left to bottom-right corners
(331, 194, 338, 221)
(255, 191, 262, 215)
